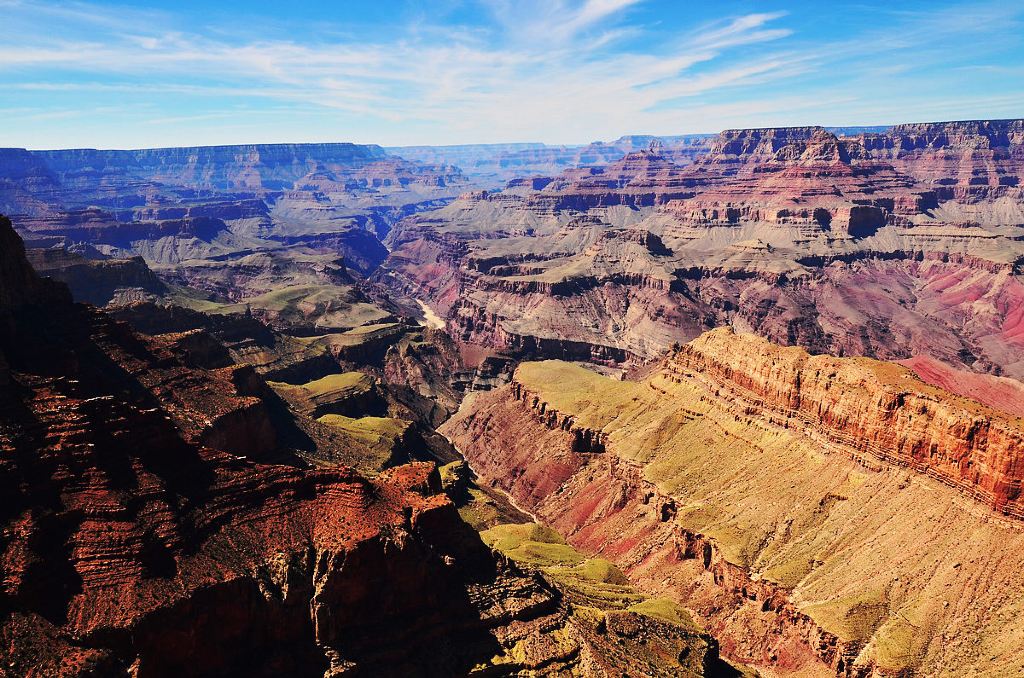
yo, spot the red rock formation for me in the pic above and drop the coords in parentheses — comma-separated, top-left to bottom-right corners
(662, 127, 927, 235)
(376, 119, 1024, 379)
(443, 329, 1024, 675)
(672, 328, 1024, 517)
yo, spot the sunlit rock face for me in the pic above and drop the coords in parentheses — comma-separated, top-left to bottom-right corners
(444, 327, 1024, 676)
(377, 119, 1024, 378)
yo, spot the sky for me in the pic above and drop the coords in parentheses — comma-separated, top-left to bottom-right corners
(1, 0, 1023, 149)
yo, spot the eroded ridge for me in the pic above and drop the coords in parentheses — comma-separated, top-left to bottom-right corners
(672, 328, 1024, 518)
(443, 328, 1024, 676)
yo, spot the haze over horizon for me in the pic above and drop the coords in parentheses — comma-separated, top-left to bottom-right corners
(2, 0, 1024, 149)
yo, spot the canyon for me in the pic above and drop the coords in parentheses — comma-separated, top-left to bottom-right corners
(377, 119, 1024, 379)
(443, 330, 1024, 675)
(1, 117, 1023, 676)
(0, 214, 723, 676)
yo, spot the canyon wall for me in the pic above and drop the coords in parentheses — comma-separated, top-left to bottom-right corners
(443, 328, 1024, 676)
(672, 328, 1024, 517)
(377, 119, 1024, 378)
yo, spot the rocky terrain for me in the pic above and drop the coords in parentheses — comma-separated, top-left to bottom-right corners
(4, 116, 1024, 676)
(0, 143, 470, 313)
(388, 129, 886, 187)
(444, 328, 1024, 676)
(0, 214, 724, 676)
(388, 134, 714, 186)
(377, 119, 1024, 378)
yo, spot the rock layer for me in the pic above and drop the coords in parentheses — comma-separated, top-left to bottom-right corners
(377, 119, 1024, 379)
(673, 328, 1024, 517)
(443, 328, 1024, 675)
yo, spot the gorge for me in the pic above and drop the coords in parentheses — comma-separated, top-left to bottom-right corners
(2, 117, 1023, 677)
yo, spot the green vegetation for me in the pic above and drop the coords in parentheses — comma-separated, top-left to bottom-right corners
(481, 522, 701, 631)
(318, 414, 409, 445)
(515, 360, 644, 430)
(269, 371, 377, 420)
(316, 414, 411, 472)
(481, 523, 583, 566)
(273, 371, 373, 397)
(804, 589, 889, 644)
(210, 283, 392, 331)
(628, 598, 702, 631)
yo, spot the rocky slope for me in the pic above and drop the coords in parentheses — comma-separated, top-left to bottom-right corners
(24, 246, 168, 306)
(899, 354, 1024, 418)
(377, 119, 1024, 378)
(443, 328, 1024, 676)
(0, 214, 721, 676)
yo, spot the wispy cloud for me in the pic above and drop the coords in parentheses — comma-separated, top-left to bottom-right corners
(0, 0, 795, 127)
(0, 0, 1022, 147)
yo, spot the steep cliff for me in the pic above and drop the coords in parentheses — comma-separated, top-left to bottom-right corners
(377, 119, 1024, 378)
(0, 215, 71, 309)
(858, 119, 1024, 202)
(672, 328, 1024, 517)
(443, 328, 1024, 676)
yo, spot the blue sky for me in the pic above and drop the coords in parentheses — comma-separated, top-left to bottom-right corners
(1, 0, 1023, 149)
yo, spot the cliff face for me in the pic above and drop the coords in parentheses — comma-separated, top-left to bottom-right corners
(0, 215, 71, 309)
(32, 143, 388, 191)
(5, 143, 466, 204)
(442, 330, 1024, 676)
(673, 328, 1024, 517)
(854, 119, 1024, 202)
(25, 247, 168, 306)
(377, 119, 1024, 378)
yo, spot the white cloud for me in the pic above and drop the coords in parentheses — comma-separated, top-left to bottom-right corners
(0, 0, 1021, 147)
(0, 1, 794, 129)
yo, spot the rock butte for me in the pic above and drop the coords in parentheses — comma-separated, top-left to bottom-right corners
(443, 328, 1024, 675)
